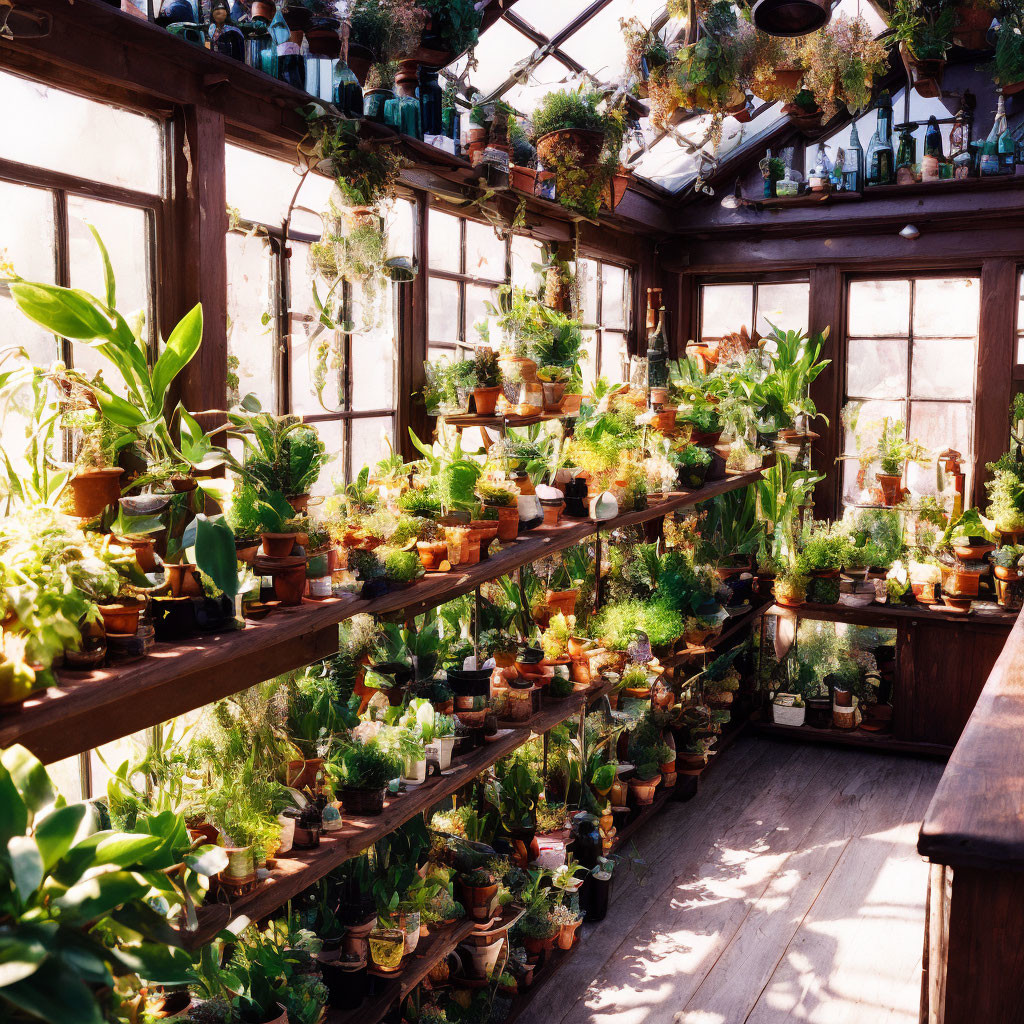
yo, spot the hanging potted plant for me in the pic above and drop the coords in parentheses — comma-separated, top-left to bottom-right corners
(890, 0, 955, 98)
(798, 12, 888, 118)
(991, 9, 1024, 94)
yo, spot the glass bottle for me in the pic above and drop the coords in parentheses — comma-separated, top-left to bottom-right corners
(267, 6, 289, 47)
(646, 289, 668, 392)
(418, 65, 444, 137)
(244, 17, 278, 77)
(980, 93, 1005, 175)
(333, 59, 364, 117)
(921, 115, 943, 182)
(844, 120, 864, 192)
(998, 96, 1016, 173)
(895, 124, 916, 184)
(866, 92, 894, 186)
(951, 103, 973, 179)
(384, 95, 422, 139)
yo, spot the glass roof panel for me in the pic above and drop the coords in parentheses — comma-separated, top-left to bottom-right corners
(560, 0, 669, 78)
(467, 18, 538, 96)
(510, 0, 595, 37)
(502, 60, 581, 112)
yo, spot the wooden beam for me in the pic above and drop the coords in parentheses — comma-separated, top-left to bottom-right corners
(808, 265, 844, 519)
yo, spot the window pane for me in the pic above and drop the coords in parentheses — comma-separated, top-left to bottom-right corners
(429, 277, 461, 343)
(428, 345, 456, 363)
(387, 199, 416, 261)
(602, 264, 628, 329)
(465, 220, 505, 281)
(225, 145, 332, 228)
(47, 755, 84, 803)
(350, 416, 394, 480)
(601, 331, 627, 384)
(911, 338, 976, 400)
(848, 279, 911, 337)
(68, 198, 151, 390)
(511, 235, 543, 289)
(847, 338, 908, 399)
(913, 278, 979, 337)
(465, 284, 494, 345)
(755, 282, 810, 336)
(1018, 275, 1024, 363)
(90, 730, 151, 802)
(227, 231, 276, 411)
(351, 286, 395, 412)
(701, 284, 753, 341)
(428, 210, 461, 273)
(310, 419, 343, 496)
(579, 259, 599, 324)
(580, 330, 598, 391)
(907, 401, 971, 496)
(1, 70, 161, 193)
(841, 399, 905, 505)
(289, 240, 339, 415)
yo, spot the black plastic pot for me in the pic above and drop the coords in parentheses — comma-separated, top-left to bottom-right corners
(446, 667, 493, 696)
(194, 595, 235, 632)
(319, 954, 367, 1009)
(517, 645, 544, 665)
(340, 786, 386, 816)
(568, 818, 601, 869)
(563, 477, 589, 518)
(583, 872, 612, 922)
(360, 579, 388, 599)
(151, 597, 197, 642)
(370, 662, 413, 688)
(805, 696, 832, 729)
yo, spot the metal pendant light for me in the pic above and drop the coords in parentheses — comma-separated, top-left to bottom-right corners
(751, 0, 836, 37)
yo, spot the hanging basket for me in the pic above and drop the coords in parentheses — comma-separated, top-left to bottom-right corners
(751, 0, 833, 37)
(535, 129, 605, 169)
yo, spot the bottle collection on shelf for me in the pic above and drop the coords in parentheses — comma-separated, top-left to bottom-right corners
(763, 89, 1021, 198)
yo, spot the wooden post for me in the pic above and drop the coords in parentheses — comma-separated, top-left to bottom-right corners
(165, 106, 228, 427)
(974, 258, 1017, 500)
(808, 264, 844, 520)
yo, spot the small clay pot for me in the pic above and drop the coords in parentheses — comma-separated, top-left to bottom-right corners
(485, 503, 519, 541)
(117, 535, 158, 573)
(262, 532, 298, 558)
(69, 467, 123, 519)
(416, 540, 448, 571)
(876, 472, 904, 507)
(473, 385, 501, 416)
(99, 597, 145, 636)
(271, 564, 306, 606)
(167, 563, 203, 598)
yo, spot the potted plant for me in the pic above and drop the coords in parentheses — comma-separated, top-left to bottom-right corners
(627, 757, 662, 806)
(384, 547, 425, 589)
(890, 0, 955, 97)
(621, 664, 652, 700)
(531, 86, 609, 171)
(477, 479, 520, 540)
(551, 900, 583, 949)
(330, 740, 402, 816)
(673, 444, 713, 490)
(798, 12, 888, 116)
(771, 691, 806, 727)
(471, 347, 501, 416)
(872, 418, 928, 507)
(953, 0, 996, 49)
(991, 9, 1024, 93)
(65, 408, 125, 519)
(458, 868, 498, 922)
(992, 544, 1024, 609)
(537, 364, 569, 412)
(773, 564, 809, 608)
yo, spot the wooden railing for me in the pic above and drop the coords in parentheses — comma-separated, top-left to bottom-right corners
(917, 605, 1024, 1024)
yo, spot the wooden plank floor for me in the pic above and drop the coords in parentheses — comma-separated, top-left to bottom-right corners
(522, 736, 942, 1024)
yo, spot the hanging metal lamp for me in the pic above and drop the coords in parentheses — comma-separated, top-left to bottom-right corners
(750, 0, 837, 37)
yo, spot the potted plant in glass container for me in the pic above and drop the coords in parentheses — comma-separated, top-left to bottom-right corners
(472, 346, 501, 416)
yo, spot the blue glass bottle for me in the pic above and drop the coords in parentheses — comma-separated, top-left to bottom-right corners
(418, 65, 443, 136)
(244, 18, 278, 77)
(385, 95, 422, 139)
(333, 58, 364, 117)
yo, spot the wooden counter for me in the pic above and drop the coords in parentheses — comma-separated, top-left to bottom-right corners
(917, 607, 1024, 1024)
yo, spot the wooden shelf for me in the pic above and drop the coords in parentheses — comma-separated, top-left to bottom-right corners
(0, 473, 761, 765)
(750, 709, 952, 759)
(180, 689, 600, 949)
(765, 596, 1017, 629)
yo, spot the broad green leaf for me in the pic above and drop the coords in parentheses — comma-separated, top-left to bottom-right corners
(86, 224, 116, 310)
(53, 870, 150, 923)
(9, 282, 113, 340)
(151, 304, 203, 408)
(7, 835, 44, 902)
(34, 804, 89, 872)
(240, 392, 262, 412)
(0, 931, 49, 987)
(2, 746, 54, 819)
(184, 843, 229, 878)
(195, 516, 240, 598)
(52, 831, 163, 884)
(110, 942, 191, 985)
(1, 957, 105, 1024)
(0, 766, 28, 849)
(92, 390, 146, 429)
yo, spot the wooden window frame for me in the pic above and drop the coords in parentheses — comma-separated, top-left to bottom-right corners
(697, 274, 811, 346)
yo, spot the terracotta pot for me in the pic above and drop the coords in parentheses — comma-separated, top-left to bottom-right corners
(773, 582, 805, 608)
(951, 540, 995, 561)
(954, 4, 994, 48)
(1002, 78, 1024, 96)
(541, 500, 564, 527)
(770, 64, 802, 93)
(251, 0, 275, 17)
(545, 588, 578, 619)
(486, 503, 519, 541)
(628, 774, 662, 806)
(556, 918, 582, 949)
(650, 386, 669, 405)
(117, 535, 157, 572)
(416, 540, 447, 571)
(561, 393, 583, 415)
(271, 564, 307, 605)
(510, 165, 538, 194)
(281, 2, 311, 29)
(306, 26, 340, 57)
(473, 385, 501, 416)
(536, 128, 605, 168)
(285, 757, 324, 790)
(876, 473, 904, 507)
(900, 43, 945, 98)
(167, 562, 202, 598)
(542, 381, 566, 411)
(522, 932, 557, 956)
(342, 916, 376, 958)
(262, 532, 298, 558)
(610, 169, 631, 209)
(499, 354, 537, 384)
(169, 475, 196, 494)
(911, 580, 938, 604)
(458, 881, 498, 921)
(99, 597, 145, 636)
(69, 467, 123, 518)
(652, 407, 677, 433)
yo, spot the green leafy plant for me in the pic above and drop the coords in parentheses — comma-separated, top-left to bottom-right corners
(332, 740, 402, 790)
(889, 0, 955, 61)
(384, 547, 425, 584)
(799, 12, 889, 117)
(992, 7, 1024, 89)
(473, 347, 501, 388)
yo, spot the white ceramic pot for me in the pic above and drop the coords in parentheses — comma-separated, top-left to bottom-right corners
(403, 755, 427, 785)
(276, 814, 295, 854)
(425, 734, 455, 771)
(772, 701, 806, 727)
(458, 936, 505, 979)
